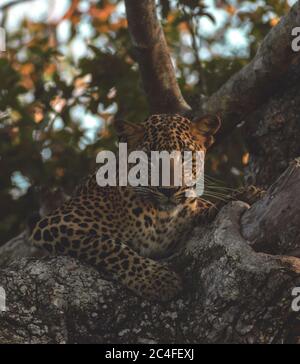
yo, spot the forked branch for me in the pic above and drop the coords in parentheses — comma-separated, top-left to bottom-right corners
(125, 0, 191, 115)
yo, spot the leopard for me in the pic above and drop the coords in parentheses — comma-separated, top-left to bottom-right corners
(29, 113, 264, 302)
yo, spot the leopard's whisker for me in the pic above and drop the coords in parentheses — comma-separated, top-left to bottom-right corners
(198, 197, 216, 206)
(202, 193, 228, 202)
(203, 189, 230, 197)
(204, 185, 236, 192)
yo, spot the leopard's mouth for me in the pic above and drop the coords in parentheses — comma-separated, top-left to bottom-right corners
(157, 200, 178, 211)
(132, 185, 196, 209)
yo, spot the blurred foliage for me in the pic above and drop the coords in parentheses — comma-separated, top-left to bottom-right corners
(0, 0, 292, 243)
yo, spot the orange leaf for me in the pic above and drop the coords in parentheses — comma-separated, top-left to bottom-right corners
(34, 109, 44, 124)
(19, 63, 34, 76)
(178, 21, 189, 32)
(225, 5, 236, 15)
(242, 152, 250, 165)
(110, 18, 127, 31)
(270, 17, 280, 27)
(89, 4, 116, 21)
(55, 167, 65, 177)
(62, 0, 80, 21)
(50, 96, 66, 113)
(44, 63, 57, 77)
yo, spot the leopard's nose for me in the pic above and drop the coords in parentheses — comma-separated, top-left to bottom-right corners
(158, 187, 177, 198)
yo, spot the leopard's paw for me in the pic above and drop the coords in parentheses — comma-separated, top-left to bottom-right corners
(142, 266, 183, 302)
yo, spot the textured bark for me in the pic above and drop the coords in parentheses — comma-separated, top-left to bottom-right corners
(125, 0, 191, 115)
(0, 231, 46, 268)
(244, 60, 300, 189)
(201, 1, 300, 140)
(0, 202, 299, 344)
(0, 186, 65, 267)
(241, 158, 300, 256)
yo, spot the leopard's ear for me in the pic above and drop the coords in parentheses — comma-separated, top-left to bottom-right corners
(192, 114, 221, 136)
(191, 114, 221, 148)
(114, 120, 145, 146)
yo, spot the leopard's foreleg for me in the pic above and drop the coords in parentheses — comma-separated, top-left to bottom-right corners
(30, 216, 182, 302)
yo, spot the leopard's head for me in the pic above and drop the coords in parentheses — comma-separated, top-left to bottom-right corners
(115, 114, 221, 209)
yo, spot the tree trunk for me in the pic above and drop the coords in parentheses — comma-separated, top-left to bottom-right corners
(244, 60, 300, 188)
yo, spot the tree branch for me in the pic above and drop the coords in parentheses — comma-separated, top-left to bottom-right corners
(125, 0, 191, 115)
(201, 1, 300, 139)
(241, 158, 300, 256)
(0, 202, 299, 343)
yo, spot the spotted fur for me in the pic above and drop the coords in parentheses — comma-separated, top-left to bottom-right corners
(29, 114, 221, 301)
